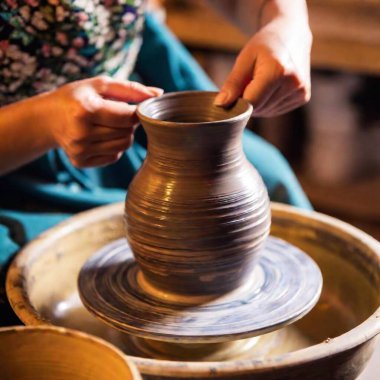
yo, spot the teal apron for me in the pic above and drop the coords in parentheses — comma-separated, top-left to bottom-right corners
(0, 14, 311, 325)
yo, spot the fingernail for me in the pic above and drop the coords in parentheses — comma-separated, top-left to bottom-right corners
(147, 87, 164, 96)
(214, 91, 229, 106)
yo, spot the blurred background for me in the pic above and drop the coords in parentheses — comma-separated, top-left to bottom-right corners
(152, 0, 380, 240)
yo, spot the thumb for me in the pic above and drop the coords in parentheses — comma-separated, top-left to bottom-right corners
(214, 49, 255, 107)
(93, 76, 163, 103)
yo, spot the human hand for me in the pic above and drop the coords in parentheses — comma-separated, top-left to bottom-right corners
(44, 76, 163, 168)
(214, 18, 312, 117)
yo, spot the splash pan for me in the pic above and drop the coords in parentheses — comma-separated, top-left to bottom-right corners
(6, 203, 380, 379)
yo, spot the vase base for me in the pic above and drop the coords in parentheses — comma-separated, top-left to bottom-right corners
(78, 237, 322, 343)
(123, 335, 265, 361)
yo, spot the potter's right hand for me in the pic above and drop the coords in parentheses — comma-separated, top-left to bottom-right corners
(45, 76, 163, 168)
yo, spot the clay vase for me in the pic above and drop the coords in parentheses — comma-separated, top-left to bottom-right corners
(125, 91, 271, 297)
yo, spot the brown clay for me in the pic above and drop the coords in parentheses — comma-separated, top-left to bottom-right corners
(127, 91, 270, 296)
(76, 92, 321, 346)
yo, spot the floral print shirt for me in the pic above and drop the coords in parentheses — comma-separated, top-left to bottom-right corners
(0, 0, 145, 106)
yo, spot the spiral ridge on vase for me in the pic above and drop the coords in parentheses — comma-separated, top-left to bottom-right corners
(125, 91, 271, 296)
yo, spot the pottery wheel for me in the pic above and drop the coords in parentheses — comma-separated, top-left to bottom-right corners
(78, 237, 322, 343)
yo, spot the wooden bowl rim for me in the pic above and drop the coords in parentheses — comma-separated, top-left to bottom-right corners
(6, 202, 380, 377)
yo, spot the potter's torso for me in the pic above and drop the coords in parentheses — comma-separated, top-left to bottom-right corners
(0, 0, 145, 106)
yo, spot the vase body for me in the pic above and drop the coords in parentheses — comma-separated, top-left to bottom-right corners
(125, 92, 270, 296)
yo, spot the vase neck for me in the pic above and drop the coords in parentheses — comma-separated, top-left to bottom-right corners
(142, 121, 245, 165)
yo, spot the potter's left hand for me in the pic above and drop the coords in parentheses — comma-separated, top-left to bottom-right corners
(214, 14, 312, 117)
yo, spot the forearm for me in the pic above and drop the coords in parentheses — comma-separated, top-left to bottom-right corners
(0, 94, 55, 176)
(208, 0, 310, 36)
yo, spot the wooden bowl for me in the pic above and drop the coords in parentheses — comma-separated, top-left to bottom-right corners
(6, 202, 380, 379)
(0, 325, 141, 380)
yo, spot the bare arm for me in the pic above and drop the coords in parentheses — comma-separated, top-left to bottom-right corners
(207, 0, 309, 35)
(0, 93, 55, 176)
(0, 77, 162, 176)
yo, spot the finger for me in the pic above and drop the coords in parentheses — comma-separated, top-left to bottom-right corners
(255, 87, 310, 117)
(242, 54, 286, 110)
(267, 102, 302, 117)
(253, 74, 304, 113)
(244, 76, 282, 112)
(89, 98, 139, 128)
(71, 153, 123, 168)
(254, 95, 306, 117)
(86, 135, 134, 156)
(93, 76, 164, 102)
(88, 125, 135, 143)
(214, 47, 255, 107)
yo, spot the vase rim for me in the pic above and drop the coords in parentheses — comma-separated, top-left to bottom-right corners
(137, 91, 253, 127)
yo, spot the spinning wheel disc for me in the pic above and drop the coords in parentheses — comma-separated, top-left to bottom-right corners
(78, 237, 322, 343)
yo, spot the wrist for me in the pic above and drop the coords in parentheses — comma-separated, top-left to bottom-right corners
(0, 92, 59, 175)
(258, 0, 310, 30)
(29, 91, 60, 150)
(257, 3, 312, 51)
